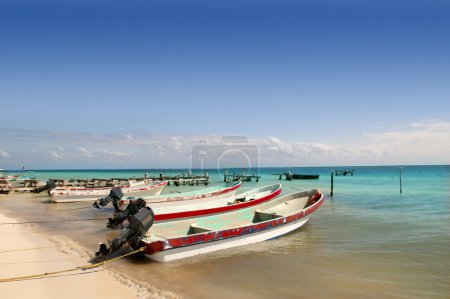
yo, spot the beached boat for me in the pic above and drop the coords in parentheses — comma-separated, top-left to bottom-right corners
(49, 180, 168, 203)
(118, 181, 242, 206)
(139, 189, 323, 262)
(141, 189, 323, 262)
(152, 183, 282, 221)
(97, 189, 323, 262)
(106, 183, 282, 227)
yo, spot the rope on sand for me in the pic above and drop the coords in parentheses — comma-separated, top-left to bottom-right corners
(0, 217, 110, 225)
(0, 244, 79, 254)
(0, 247, 145, 283)
(166, 187, 181, 194)
(56, 206, 93, 211)
(287, 186, 304, 192)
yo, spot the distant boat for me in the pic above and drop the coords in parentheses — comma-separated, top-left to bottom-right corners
(291, 174, 320, 180)
(49, 180, 168, 203)
(134, 189, 324, 262)
(274, 171, 320, 180)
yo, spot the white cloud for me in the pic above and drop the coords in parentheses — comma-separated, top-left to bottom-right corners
(0, 120, 448, 168)
(357, 120, 450, 164)
(256, 119, 450, 165)
(77, 147, 130, 159)
(78, 147, 93, 158)
(50, 151, 64, 160)
(0, 150, 10, 158)
(267, 136, 294, 154)
(94, 149, 130, 158)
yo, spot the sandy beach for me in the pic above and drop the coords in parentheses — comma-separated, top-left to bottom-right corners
(0, 212, 139, 299)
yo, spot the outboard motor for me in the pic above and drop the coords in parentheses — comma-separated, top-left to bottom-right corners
(106, 198, 147, 229)
(34, 180, 57, 193)
(96, 206, 154, 256)
(93, 187, 124, 211)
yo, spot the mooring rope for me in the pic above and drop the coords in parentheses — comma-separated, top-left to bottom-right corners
(166, 187, 181, 194)
(287, 186, 304, 192)
(56, 206, 93, 211)
(0, 247, 145, 283)
(0, 244, 78, 254)
(0, 217, 109, 225)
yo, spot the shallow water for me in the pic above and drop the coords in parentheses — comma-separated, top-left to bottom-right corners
(0, 165, 449, 298)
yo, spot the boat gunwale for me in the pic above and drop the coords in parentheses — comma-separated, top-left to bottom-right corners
(121, 181, 242, 204)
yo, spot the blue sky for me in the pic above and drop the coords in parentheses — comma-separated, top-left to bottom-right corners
(1, 1, 449, 168)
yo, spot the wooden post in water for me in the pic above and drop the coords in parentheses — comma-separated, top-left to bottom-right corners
(330, 170, 334, 196)
(399, 167, 403, 194)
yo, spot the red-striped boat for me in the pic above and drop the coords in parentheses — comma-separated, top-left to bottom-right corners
(134, 189, 324, 262)
(108, 184, 282, 228)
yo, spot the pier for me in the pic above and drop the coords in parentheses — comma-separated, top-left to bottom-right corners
(223, 169, 260, 183)
(50, 172, 210, 188)
(334, 169, 354, 176)
(145, 172, 209, 186)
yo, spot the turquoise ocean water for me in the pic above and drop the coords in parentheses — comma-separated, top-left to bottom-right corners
(0, 165, 449, 298)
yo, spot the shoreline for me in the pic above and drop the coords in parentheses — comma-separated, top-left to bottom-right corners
(0, 210, 141, 299)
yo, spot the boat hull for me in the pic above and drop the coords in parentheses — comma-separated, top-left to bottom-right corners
(291, 174, 320, 180)
(137, 189, 324, 262)
(147, 217, 309, 262)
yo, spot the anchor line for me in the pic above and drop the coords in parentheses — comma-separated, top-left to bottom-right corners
(56, 206, 93, 211)
(0, 247, 145, 283)
(0, 244, 79, 254)
(0, 217, 110, 225)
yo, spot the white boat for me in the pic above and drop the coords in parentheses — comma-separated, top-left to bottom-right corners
(96, 189, 324, 262)
(137, 189, 324, 262)
(106, 184, 282, 228)
(119, 181, 242, 206)
(49, 180, 168, 203)
(151, 183, 282, 221)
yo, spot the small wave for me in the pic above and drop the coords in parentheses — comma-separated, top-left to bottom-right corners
(45, 233, 180, 299)
(106, 270, 180, 299)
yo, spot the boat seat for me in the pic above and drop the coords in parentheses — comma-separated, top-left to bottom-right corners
(228, 190, 273, 205)
(230, 196, 247, 204)
(252, 211, 283, 223)
(187, 223, 212, 235)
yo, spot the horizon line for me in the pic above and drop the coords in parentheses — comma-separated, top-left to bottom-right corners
(2, 164, 448, 172)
